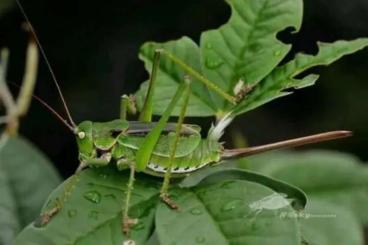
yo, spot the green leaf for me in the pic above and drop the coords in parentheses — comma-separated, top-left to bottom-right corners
(299, 199, 363, 245)
(180, 167, 307, 210)
(0, 169, 20, 245)
(0, 137, 61, 227)
(156, 180, 301, 245)
(15, 166, 160, 245)
(200, 0, 303, 110)
(234, 39, 368, 114)
(136, 0, 303, 117)
(241, 150, 368, 225)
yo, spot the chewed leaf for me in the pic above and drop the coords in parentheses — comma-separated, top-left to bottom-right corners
(136, 0, 303, 117)
(234, 39, 368, 115)
(156, 180, 301, 245)
(200, 0, 303, 109)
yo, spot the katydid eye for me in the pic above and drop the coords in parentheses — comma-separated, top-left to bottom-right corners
(78, 131, 86, 139)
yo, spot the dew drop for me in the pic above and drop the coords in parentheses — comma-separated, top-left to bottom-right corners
(273, 50, 282, 57)
(222, 199, 243, 212)
(190, 208, 202, 215)
(195, 236, 206, 243)
(68, 209, 77, 218)
(99, 173, 109, 179)
(104, 193, 117, 200)
(84, 191, 101, 204)
(205, 57, 224, 69)
(88, 210, 99, 220)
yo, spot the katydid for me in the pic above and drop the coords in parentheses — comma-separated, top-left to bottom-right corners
(16, 0, 352, 236)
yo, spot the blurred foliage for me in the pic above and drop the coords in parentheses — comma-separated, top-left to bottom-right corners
(239, 150, 368, 245)
(0, 137, 61, 245)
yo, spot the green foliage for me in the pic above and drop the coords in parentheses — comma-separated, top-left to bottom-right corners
(0, 137, 61, 244)
(15, 166, 306, 245)
(8, 0, 368, 244)
(239, 150, 368, 245)
(136, 0, 368, 118)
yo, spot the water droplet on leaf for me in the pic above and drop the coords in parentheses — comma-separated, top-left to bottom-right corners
(84, 191, 101, 204)
(222, 199, 243, 212)
(190, 208, 202, 215)
(104, 193, 117, 200)
(205, 57, 224, 69)
(273, 50, 282, 57)
(68, 209, 77, 218)
(99, 173, 109, 179)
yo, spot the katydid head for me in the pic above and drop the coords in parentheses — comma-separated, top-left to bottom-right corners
(75, 121, 95, 161)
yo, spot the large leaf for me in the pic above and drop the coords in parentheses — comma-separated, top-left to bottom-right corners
(0, 137, 61, 227)
(240, 150, 368, 225)
(180, 167, 307, 210)
(136, 0, 303, 117)
(234, 39, 368, 114)
(15, 166, 160, 245)
(0, 169, 20, 245)
(156, 180, 301, 245)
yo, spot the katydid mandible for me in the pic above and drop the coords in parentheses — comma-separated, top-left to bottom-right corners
(16, 0, 352, 235)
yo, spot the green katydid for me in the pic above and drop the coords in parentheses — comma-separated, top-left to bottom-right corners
(16, 0, 352, 235)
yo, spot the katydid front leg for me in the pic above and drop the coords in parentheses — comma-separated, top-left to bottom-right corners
(122, 162, 138, 235)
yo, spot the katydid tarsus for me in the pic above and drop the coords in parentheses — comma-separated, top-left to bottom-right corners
(16, 0, 352, 236)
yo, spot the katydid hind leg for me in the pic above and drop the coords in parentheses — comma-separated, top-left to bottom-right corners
(139, 50, 161, 122)
(160, 76, 192, 209)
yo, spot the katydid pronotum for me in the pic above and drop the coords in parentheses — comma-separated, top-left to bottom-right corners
(15, 0, 352, 236)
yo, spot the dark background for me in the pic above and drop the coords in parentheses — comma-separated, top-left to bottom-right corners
(1, 0, 367, 178)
